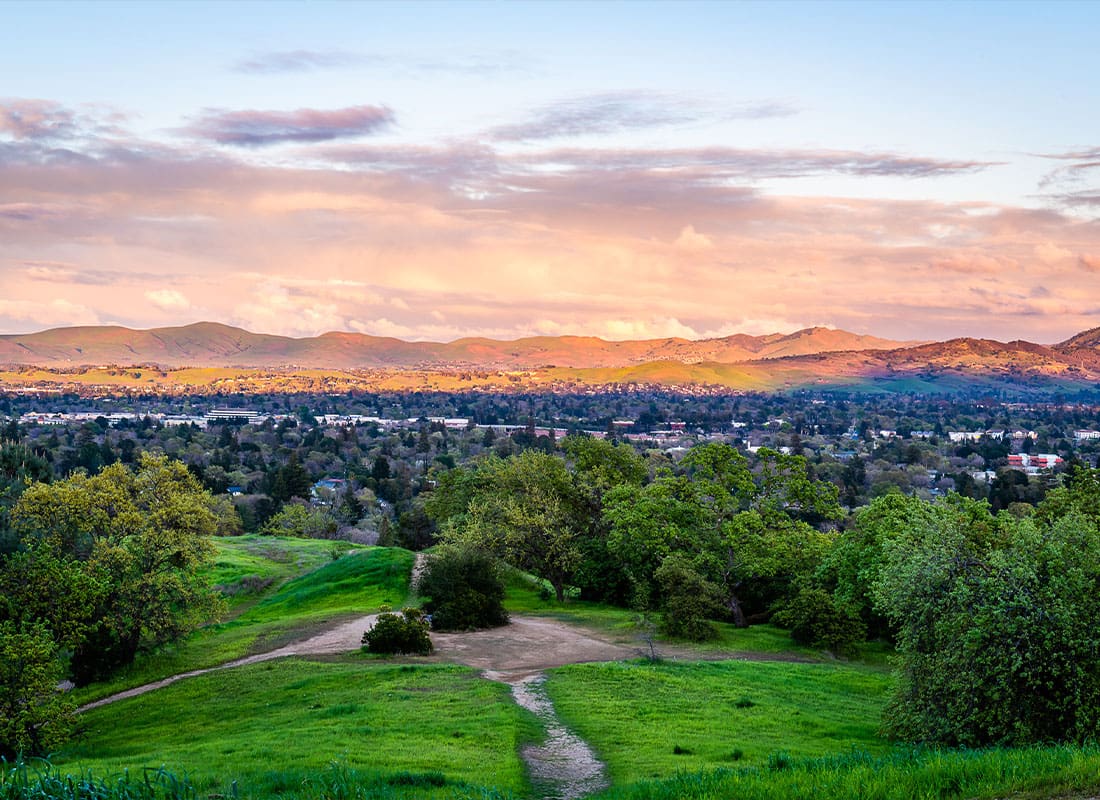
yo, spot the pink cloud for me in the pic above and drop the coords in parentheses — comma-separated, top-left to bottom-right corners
(185, 105, 395, 147)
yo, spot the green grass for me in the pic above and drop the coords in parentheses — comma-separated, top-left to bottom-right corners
(73, 546, 415, 704)
(543, 659, 893, 785)
(205, 535, 352, 613)
(58, 661, 535, 799)
(590, 745, 1100, 800)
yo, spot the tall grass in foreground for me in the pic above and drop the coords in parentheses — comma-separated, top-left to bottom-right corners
(8, 747, 1100, 800)
(0, 759, 516, 800)
(595, 745, 1100, 800)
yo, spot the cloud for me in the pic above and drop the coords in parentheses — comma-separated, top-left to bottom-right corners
(233, 49, 371, 74)
(1055, 192, 1100, 207)
(510, 146, 998, 180)
(929, 253, 1013, 274)
(1080, 254, 1100, 272)
(0, 202, 67, 221)
(185, 105, 394, 147)
(0, 297, 100, 327)
(1035, 242, 1072, 264)
(491, 92, 795, 142)
(1037, 147, 1100, 161)
(0, 99, 78, 140)
(674, 225, 713, 251)
(145, 289, 191, 311)
(492, 91, 702, 141)
(234, 49, 527, 77)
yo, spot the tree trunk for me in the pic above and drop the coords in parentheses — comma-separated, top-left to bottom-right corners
(727, 594, 748, 628)
(552, 581, 565, 603)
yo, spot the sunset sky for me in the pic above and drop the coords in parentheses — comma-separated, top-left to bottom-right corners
(2, 0, 1099, 344)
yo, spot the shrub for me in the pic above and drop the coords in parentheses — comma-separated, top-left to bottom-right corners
(361, 608, 432, 655)
(655, 555, 721, 641)
(419, 546, 508, 631)
(773, 587, 866, 655)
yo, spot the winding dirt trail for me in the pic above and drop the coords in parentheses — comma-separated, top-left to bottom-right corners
(78, 614, 381, 712)
(76, 556, 808, 799)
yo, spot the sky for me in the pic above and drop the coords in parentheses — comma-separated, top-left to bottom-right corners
(2, 0, 1099, 344)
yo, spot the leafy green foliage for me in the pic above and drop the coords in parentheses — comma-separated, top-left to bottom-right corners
(260, 502, 337, 538)
(362, 608, 433, 655)
(419, 546, 508, 631)
(436, 451, 587, 602)
(4, 454, 224, 685)
(771, 588, 865, 655)
(0, 622, 75, 759)
(874, 499, 1100, 746)
(654, 555, 721, 641)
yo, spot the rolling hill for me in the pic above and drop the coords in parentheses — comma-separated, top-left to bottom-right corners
(3, 322, 1100, 395)
(0, 322, 916, 369)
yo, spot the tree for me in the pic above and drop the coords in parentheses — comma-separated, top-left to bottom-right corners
(0, 621, 75, 758)
(419, 545, 508, 631)
(874, 501, 1100, 746)
(438, 451, 586, 602)
(684, 445, 841, 627)
(261, 502, 338, 538)
(8, 454, 224, 684)
(271, 454, 311, 504)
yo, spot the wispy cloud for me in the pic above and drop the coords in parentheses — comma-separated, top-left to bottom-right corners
(233, 49, 372, 74)
(184, 105, 395, 147)
(492, 91, 703, 141)
(491, 92, 795, 142)
(233, 49, 528, 77)
(508, 146, 999, 179)
(0, 98, 79, 140)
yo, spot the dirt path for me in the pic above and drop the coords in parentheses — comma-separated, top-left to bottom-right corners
(80, 611, 804, 712)
(510, 674, 609, 800)
(78, 614, 379, 712)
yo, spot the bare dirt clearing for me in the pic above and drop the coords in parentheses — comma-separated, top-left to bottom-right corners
(80, 612, 811, 711)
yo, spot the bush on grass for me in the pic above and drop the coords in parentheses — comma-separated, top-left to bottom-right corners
(361, 607, 432, 655)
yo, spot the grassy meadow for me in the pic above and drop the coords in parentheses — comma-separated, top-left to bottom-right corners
(60, 661, 535, 799)
(545, 660, 892, 784)
(73, 540, 414, 705)
(24, 541, 1099, 799)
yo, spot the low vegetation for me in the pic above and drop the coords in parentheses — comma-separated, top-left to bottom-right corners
(54, 661, 534, 798)
(545, 660, 891, 784)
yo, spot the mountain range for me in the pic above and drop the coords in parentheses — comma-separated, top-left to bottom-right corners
(3, 322, 1100, 394)
(0, 322, 917, 369)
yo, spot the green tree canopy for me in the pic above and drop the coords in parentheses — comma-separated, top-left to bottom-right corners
(6, 454, 224, 684)
(874, 498, 1100, 746)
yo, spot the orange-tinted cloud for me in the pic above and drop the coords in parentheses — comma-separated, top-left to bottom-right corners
(1, 98, 1098, 344)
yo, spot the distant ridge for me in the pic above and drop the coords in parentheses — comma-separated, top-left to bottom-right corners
(0, 322, 919, 369)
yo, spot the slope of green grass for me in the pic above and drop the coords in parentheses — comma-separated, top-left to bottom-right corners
(58, 661, 535, 799)
(591, 745, 1100, 800)
(74, 546, 415, 704)
(206, 535, 353, 613)
(544, 659, 892, 785)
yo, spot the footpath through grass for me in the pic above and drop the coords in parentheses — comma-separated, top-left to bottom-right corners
(59, 660, 535, 799)
(74, 543, 414, 704)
